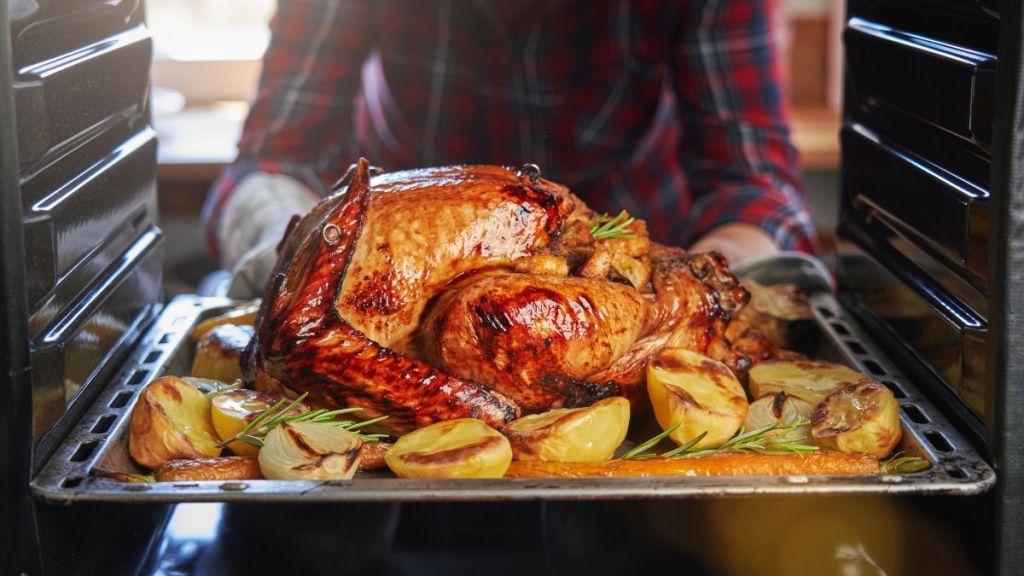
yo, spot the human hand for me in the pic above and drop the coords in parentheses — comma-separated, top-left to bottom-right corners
(688, 223, 778, 267)
(217, 173, 320, 299)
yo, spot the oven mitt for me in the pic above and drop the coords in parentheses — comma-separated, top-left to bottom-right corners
(218, 172, 320, 299)
(729, 251, 835, 294)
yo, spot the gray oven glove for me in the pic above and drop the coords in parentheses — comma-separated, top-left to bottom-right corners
(217, 172, 320, 299)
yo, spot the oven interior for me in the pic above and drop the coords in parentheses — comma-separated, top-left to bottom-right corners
(2, 0, 1023, 574)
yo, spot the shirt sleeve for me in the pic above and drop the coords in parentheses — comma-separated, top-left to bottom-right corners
(202, 0, 372, 259)
(671, 0, 819, 254)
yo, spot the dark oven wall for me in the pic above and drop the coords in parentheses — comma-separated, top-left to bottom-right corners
(9, 0, 163, 470)
(837, 0, 998, 443)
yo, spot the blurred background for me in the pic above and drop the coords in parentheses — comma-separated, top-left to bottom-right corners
(150, 0, 845, 295)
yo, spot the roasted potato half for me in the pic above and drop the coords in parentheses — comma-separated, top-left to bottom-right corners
(503, 397, 630, 462)
(748, 360, 869, 405)
(385, 418, 512, 479)
(647, 348, 747, 449)
(743, 392, 814, 443)
(812, 381, 902, 458)
(191, 324, 252, 383)
(155, 456, 263, 482)
(129, 376, 222, 469)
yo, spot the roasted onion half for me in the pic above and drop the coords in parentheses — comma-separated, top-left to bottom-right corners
(258, 421, 363, 480)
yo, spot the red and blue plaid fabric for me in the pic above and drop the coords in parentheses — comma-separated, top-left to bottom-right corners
(204, 0, 819, 259)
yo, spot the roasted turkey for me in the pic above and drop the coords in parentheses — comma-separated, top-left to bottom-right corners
(243, 159, 763, 432)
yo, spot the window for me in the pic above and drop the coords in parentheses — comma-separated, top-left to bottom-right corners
(148, 0, 275, 104)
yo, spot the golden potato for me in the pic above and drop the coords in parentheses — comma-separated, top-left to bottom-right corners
(155, 456, 263, 482)
(812, 381, 902, 458)
(647, 348, 747, 449)
(129, 376, 222, 469)
(189, 302, 259, 341)
(748, 360, 869, 405)
(385, 419, 512, 479)
(191, 324, 252, 383)
(503, 397, 630, 462)
(743, 392, 814, 443)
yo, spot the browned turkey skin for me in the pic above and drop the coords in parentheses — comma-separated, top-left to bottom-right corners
(244, 159, 756, 432)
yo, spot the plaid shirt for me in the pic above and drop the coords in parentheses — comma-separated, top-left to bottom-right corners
(204, 0, 819, 259)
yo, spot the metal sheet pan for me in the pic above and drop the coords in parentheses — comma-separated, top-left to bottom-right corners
(31, 288, 995, 503)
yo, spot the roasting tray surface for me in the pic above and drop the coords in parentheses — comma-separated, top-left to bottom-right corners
(32, 264, 995, 502)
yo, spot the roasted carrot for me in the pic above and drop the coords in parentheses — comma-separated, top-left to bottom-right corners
(504, 452, 879, 478)
(357, 441, 392, 470)
(155, 456, 263, 482)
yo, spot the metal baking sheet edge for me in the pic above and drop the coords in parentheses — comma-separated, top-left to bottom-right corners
(30, 295, 997, 503)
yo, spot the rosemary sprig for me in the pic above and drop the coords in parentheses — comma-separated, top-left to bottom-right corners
(218, 392, 389, 449)
(589, 210, 636, 240)
(622, 419, 818, 460)
(621, 422, 681, 460)
(204, 379, 243, 398)
(880, 455, 931, 474)
(660, 431, 710, 458)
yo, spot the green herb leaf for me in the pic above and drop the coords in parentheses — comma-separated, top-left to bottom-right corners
(204, 379, 243, 398)
(589, 210, 636, 240)
(660, 431, 709, 458)
(235, 434, 266, 448)
(622, 419, 819, 461)
(621, 422, 681, 460)
(345, 415, 389, 431)
(669, 419, 818, 459)
(880, 455, 931, 474)
(217, 391, 390, 449)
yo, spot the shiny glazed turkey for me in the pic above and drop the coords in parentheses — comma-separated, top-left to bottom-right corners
(244, 159, 753, 432)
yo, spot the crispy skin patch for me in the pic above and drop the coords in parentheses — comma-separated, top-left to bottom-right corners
(420, 274, 643, 411)
(346, 269, 406, 316)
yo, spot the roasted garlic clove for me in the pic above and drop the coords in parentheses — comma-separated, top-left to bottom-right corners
(743, 392, 814, 443)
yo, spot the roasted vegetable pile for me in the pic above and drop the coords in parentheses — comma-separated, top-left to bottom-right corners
(120, 286, 920, 483)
